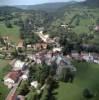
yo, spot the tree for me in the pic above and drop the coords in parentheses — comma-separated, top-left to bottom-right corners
(26, 90, 38, 100)
(28, 64, 38, 82)
(45, 76, 58, 100)
(5, 20, 13, 28)
(75, 17, 80, 26)
(29, 64, 50, 85)
(60, 68, 67, 82)
(47, 44, 52, 50)
(18, 81, 29, 96)
(36, 64, 50, 85)
(63, 42, 73, 55)
(49, 62, 57, 76)
(18, 18, 24, 27)
(31, 33, 40, 44)
(40, 88, 49, 100)
(59, 29, 78, 55)
(86, 0, 99, 7)
(96, 18, 99, 25)
(11, 49, 18, 58)
(74, 41, 82, 54)
(17, 47, 24, 53)
(63, 68, 75, 83)
(83, 88, 95, 100)
(0, 35, 4, 45)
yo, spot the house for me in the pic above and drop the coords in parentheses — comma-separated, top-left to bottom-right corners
(94, 59, 99, 64)
(6, 53, 13, 60)
(0, 53, 5, 59)
(55, 55, 77, 80)
(27, 54, 36, 61)
(13, 60, 25, 71)
(53, 47, 62, 52)
(21, 69, 29, 81)
(27, 44, 32, 48)
(56, 55, 62, 65)
(44, 52, 52, 65)
(16, 95, 25, 100)
(21, 75, 28, 80)
(37, 32, 49, 43)
(71, 51, 80, 60)
(36, 58, 42, 64)
(56, 59, 76, 80)
(0, 46, 6, 50)
(37, 27, 44, 33)
(33, 43, 41, 50)
(17, 41, 23, 48)
(82, 53, 94, 62)
(33, 43, 47, 51)
(41, 43, 47, 49)
(4, 70, 22, 88)
(94, 25, 99, 31)
(61, 24, 68, 28)
(31, 81, 38, 88)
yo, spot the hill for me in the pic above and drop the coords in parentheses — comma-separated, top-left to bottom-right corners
(16, 2, 76, 12)
(46, 0, 99, 35)
(55, 61, 99, 100)
(0, 6, 23, 13)
(84, 0, 99, 7)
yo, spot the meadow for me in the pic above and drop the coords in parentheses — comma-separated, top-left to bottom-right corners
(55, 61, 99, 100)
(0, 22, 20, 44)
(0, 59, 12, 100)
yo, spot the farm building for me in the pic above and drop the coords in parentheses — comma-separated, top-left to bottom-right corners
(4, 70, 22, 88)
(13, 60, 25, 71)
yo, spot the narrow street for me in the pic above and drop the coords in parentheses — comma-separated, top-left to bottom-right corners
(5, 78, 22, 100)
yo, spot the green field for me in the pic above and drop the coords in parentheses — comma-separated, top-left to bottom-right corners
(55, 61, 99, 100)
(0, 22, 20, 44)
(0, 59, 12, 100)
(52, 7, 99, 35)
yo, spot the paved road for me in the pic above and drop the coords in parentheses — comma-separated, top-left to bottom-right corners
(5, 78, 22, 100)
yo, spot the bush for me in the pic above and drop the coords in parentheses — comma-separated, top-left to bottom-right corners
(83, 88, 94, 99)
(5, 21, 13, 28)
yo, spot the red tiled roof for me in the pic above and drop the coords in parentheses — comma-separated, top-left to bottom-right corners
(7, 70, 22, 82)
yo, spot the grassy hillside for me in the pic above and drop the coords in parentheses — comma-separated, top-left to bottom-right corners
(84, 0, 99, 7)
(49, 6, 99, 35)
(55, 61, 99, 100)
(0, 6, 23, 13)
(0, 60, 11, 100)
(16, 2, 75, 12)
(0, 22, 20, 43)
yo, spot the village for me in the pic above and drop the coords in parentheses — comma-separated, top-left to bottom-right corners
(0, 27, 99, 100)
(0, 0, 99, 99)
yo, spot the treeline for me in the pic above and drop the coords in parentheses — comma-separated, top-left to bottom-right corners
(0, 6, 23, 21)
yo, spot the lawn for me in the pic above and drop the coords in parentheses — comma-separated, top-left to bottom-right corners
(0, 59, 12, 100)
(0, 22, 20, 44)
(73, 25, 90, 34)
(55, 61, 99, 100)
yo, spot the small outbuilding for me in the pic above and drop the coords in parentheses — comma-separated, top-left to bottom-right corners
(31, 81, 38, 89)
(13, 60, 25, 71)
(4, 70, 22, 88)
